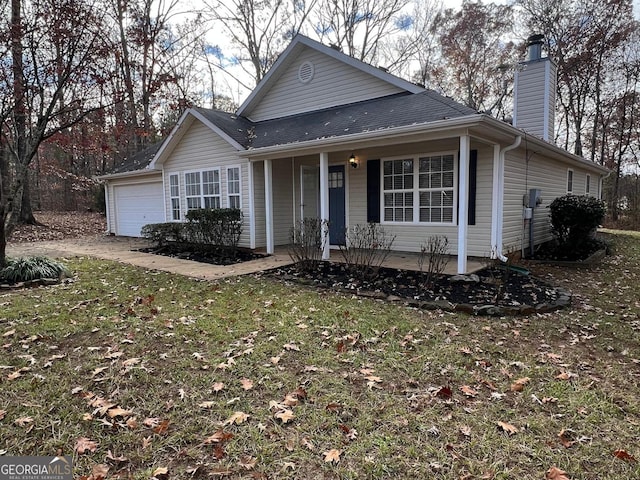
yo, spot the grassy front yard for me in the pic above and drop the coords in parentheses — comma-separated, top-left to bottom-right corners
(1, 232, 639, 479)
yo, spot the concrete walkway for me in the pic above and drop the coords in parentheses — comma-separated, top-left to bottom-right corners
(6, 236, 295, 281)
(6, 236, 483, 280)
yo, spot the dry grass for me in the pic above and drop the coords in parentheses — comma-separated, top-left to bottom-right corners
(0, 232, 639, 479)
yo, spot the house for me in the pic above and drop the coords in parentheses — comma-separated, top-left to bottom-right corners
(99, 34, 609, 274)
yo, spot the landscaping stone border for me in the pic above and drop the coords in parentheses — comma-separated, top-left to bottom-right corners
(283, 274, 573, 317)
(357, 285, 572, 316)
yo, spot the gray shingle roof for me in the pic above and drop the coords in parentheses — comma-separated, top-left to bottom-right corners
(110, 141, 162, 174)
(247, 91, 478, 149)
(196, 90, 479, 150)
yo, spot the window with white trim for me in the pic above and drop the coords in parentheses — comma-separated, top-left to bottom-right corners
(169, 174, 180, 220)
(567, 169, 574, 194)
(586, 174, 591, 195)
(185, 169, 221, 211)
(227, 166, 241, 209)
(382, 153, 456, 224)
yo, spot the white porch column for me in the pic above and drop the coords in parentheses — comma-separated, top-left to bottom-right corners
(319, 152, 330, 260)
(264, 159, 274, 254)
(457, 135, 470, 274)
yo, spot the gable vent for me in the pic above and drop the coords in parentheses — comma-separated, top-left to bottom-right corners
(298, 61, 314, 84)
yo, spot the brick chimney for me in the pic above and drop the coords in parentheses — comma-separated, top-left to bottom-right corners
(513, 34, 557, 142)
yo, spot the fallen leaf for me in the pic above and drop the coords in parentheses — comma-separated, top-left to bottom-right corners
(435, 386, 452, 399)
(224, 411, 249, 426)
(142, 436, 152, 449)
(106, 407, 133, 418)
(556, 371, 574, 381)
(460, 385, 478, 398)
(152, 419, 170, 434)
(283, 343, 300, 351)
(199, 401, 216, 409)
(14, 416, 34, 427)
(76, 437, 98, 454)
(301, 437, 315, 451)
(2, 329, 15, 337)
(90, 463, 109, 480)
(240, 378, 254, 390)
(613, 449, 637, 463)
(0, 409, 6, 421)
(204, 429, 234, 444)
(558, 429, 576, 448)
(238, 455, 257, 470)
(91, 366, 109, 377)
(460, 425, 472, 437)
(323, 449, 341, 464)
(82, 413, 93, 421)
(213, 382, 225, 392)
(546, 466, 570, 479)
(106, 450, 128, 463)
(496, 421, 519, 435)
(510, 377, 530, 392)
(152, 467, 168, 478)
(143, 417, 160, 428)
(275, 409, 295, 424)
(126, 417, 138, 429)
(122, 357, 141, 367)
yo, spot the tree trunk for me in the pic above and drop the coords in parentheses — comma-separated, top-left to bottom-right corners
(18, 174, 37, 224)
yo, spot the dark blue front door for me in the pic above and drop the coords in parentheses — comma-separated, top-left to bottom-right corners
(328, 165, 346, 245)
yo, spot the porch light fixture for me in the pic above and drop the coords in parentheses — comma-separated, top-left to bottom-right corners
(349, 153, 358, 168)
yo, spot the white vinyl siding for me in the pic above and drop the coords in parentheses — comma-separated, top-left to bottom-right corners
(161, 120, 251, 248)
(227, 166, 241, 209)
(246, 48, 405, 121)
(514, 59, 556, 142)
(503, 151, 602, 253)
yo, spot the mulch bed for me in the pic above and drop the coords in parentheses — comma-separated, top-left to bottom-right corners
(263, 262, 571, 316)
(138, 244, 267, 266)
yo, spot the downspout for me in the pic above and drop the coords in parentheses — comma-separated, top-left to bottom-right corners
(491, 135, 521, 262)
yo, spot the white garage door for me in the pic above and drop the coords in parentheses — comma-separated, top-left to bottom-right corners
(114, 182, 165, 237)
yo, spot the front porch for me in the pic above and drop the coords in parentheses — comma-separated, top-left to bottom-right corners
(270, 246, 485, 276)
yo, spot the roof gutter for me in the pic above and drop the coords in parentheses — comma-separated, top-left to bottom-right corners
(96, 168, 161, 181)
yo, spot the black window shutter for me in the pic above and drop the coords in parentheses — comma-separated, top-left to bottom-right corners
(367, 159, 380, 223)
(468, 149, 477, 226)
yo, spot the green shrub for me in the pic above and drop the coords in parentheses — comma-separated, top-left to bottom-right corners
(0, 256, 70, 284)
(141, 208, 243, 253)
(550, 195, 606, 244)
(141, 222, 186, 246)
(185, 208, 242, 252)
(548, 194, 606, 259)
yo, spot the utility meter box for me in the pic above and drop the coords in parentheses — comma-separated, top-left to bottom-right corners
(523, 207, 533, 219)
(529, 189, 542, 208)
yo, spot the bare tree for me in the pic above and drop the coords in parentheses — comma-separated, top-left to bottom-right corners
(518, 0, 635, 158)
(0, 0, 112, 266)
(429, 1, 518, 117)
(204, 0, 316, 87)
(315, 0, 410, 65)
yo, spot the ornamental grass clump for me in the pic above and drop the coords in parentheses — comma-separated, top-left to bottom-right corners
(0, 256, 70, 284)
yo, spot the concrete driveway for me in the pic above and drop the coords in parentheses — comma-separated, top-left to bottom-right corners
(6, 236, 294, 281)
